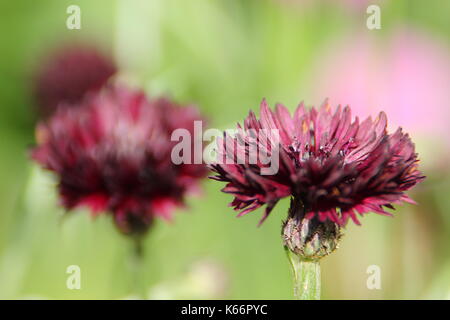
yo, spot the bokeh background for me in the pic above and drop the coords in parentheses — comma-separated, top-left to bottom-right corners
(0, 0, 449, 299)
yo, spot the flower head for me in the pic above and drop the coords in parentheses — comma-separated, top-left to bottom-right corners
(211, 100, 425, 227)
(32, 85, 207, 235)
(33, 44, 116, 117)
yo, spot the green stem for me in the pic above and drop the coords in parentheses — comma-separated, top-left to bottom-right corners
(286, 249, 321, 300)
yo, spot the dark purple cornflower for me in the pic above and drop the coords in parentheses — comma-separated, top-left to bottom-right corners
(33, 44, 116, 117)
(32, 85, 207, 235)
(211, 99, 424, 261)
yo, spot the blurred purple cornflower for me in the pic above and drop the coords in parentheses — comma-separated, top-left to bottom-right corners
(211, 100, 425, 227)
(33, 44, 116, 117)
(32, 84, 207, 235)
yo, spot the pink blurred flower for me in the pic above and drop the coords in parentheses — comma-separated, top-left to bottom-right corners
(311, 28, 450, 169)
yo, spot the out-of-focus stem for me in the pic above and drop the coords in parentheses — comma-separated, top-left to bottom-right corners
(130, 236, 146, 298)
